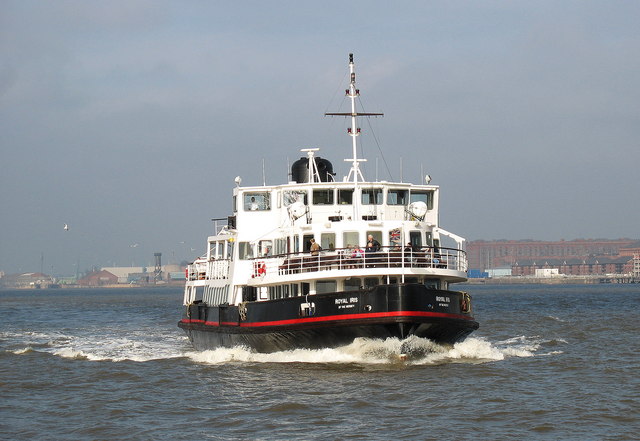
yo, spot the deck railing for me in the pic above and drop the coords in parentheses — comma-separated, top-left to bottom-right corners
(187, 259, 230, 281)
(250, 246, 467, 279)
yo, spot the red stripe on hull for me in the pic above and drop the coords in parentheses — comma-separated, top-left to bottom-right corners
(180, 310, 474, 328)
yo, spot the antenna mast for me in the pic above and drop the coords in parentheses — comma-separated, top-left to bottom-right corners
(325, 53, 383, 185)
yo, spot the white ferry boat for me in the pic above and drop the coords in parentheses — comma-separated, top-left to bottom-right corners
(179, 54, 478, 353)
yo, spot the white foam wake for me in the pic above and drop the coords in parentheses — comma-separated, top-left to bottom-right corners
(5, 328, 562, 365)
(186, 335, 555, 366)
(3, 329, 190, 362)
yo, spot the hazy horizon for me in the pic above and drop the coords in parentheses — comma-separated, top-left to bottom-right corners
(2, 1, 639, 275)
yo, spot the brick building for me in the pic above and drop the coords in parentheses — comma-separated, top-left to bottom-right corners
(77, 270, 118, 286)
(511, 256, 634, 276)
(468, 239, 639, 271)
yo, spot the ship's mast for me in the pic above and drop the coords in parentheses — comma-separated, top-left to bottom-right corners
(346, 54, 365, 185)
(325, 53, 383, 186)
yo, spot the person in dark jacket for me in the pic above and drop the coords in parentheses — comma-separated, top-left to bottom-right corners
(366, 234, 380, 252)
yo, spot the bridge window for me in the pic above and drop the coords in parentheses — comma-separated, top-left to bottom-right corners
(410, 190, 434, 210)
(313, 189, 334, 205)
(387, 189, 408, 205)
(362, 188, 383, 205)
(283, 190, 308, 206)
(338, 189, 353, 205)
(244, 192, 271, 211)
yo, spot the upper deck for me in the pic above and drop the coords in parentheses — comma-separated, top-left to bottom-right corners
(231, 178, 439, 238)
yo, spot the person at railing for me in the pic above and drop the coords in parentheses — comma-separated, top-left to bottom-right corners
(347, 244, 363, 268)
(350, 245, 363, 259)
(404, 242, 416, 266)
(433, 247, 447, 268)
(338, 245, 350, 269)
(364, 241, 376, 267)
(310, 238, 320, 256)
(366, 234, 380, 252)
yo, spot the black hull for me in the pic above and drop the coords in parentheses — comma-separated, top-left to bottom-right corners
(178, 283, 479, 353)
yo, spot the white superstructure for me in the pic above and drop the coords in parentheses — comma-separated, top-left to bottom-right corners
(184, 54, 467, 308)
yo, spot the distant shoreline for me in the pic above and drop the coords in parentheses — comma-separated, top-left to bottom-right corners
(0, 283, 184, 291)
(464, 275, 638, 285)
(3, 277, 638, 291)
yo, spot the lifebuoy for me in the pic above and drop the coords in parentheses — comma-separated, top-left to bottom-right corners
(258, 262, 266, 275)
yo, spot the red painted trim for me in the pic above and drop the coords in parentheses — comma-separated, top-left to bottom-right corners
(240, 310, 472, 327)
(181, 310, 474, 328)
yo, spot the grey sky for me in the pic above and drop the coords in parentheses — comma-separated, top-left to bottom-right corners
(1, 1, 639, 275)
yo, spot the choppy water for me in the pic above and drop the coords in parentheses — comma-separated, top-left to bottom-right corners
(1, 284, 638, 440)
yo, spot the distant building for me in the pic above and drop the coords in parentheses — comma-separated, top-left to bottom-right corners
(77, 270, 118, 286)
(468, 239, 639, 271)
(101, 264, 185, 284)
(619, 245, 640, 257)
(487, 267, 512, 278)
(512, 256, 633, 276)
(467, 269, 489, 279)
(535, 268, 559, 277)
(0, 272, 55, 288)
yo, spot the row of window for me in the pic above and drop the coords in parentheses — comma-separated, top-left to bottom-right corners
(210, 228, 440, 260)
(238, 188, 434, 212)
(238, 229, 436, 259)
(267, 277, 444, 300)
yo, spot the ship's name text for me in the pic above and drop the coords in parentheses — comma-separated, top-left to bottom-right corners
(336, 297, 358, 309)
(335, 297, 358, 305)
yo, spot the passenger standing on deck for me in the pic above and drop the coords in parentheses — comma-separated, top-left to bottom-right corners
(405, 242, 416, 264)
(310, 238, 320, 256)
(366, 234, 380, 252)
